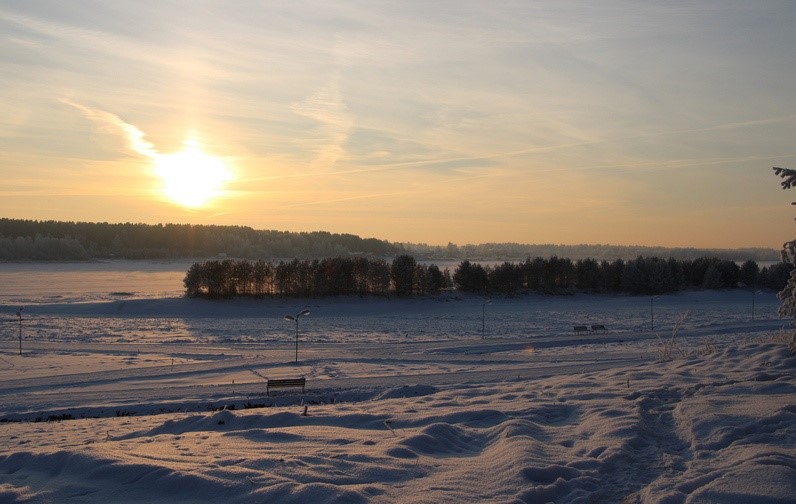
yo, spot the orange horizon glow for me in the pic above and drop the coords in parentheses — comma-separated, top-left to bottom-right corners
(3, 3, 795, 249)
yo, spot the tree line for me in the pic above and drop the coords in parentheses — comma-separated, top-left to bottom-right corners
(183, 255, 449, 298)
(1, 218, 779, 263)
(402, 242, 779, 262)
(184, 255, 790, 299)
(0, 219, 397, 260)
(452, 256, 788, 295)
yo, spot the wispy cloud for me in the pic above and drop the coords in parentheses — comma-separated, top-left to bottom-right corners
(290, 75, 353, 168)
(2, 1, 795, 246)
(60, 98, 158, 159)
(284, 171, 493, 208)
(0, 8, 166, 71)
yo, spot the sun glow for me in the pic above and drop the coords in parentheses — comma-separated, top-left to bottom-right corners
(154, 139, 232, 208)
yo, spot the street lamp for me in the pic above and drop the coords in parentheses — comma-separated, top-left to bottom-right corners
(284, 309, 310, 363)
(16, 307, 23, 356)
(482, 300, 491, 339)
(751, 290, 761, 321)
(650, 296, 659, 331)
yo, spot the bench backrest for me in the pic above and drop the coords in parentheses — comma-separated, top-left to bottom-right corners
(268, 378, 305, 387)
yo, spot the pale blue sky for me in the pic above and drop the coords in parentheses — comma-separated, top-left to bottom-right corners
(1, 1, 795, 247)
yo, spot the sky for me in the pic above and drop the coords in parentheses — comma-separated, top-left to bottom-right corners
(1, 1, 795, 249)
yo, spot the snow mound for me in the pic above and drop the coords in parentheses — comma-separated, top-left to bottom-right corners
(400, 422, 487, 456)
(0, 283, 792, 504)
(375, 384, 437, 400)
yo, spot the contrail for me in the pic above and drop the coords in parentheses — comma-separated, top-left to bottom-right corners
(237, 114, 796, 184)
(60, 98, 158, 158)
(283, 172, 494, 208)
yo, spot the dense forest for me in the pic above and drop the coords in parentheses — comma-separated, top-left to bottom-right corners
(184, 254, 790, 299)
(0, 218, 780, 262)
(0, 219, 397, 260)
(401, 242, 780, 262)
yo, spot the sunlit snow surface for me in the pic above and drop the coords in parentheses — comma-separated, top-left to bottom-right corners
(0, 262, 793, 503)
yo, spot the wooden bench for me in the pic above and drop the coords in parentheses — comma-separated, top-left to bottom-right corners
(266, 378, 306, 395)
(573, 325, 589, 334)
(591, 324, 607, 333)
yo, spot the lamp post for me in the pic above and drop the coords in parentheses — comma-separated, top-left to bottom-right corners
(751, 290, 760, 321)
(650, 296, 659, 331)
(482, 300, 491, 339)
(16, 307, 23, 356)
(284, 309, 310, 363)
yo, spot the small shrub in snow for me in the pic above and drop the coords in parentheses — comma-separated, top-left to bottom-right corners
(656, 312, 688, 361)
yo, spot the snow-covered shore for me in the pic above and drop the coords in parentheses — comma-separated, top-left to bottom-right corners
(0, 291, 793, 503)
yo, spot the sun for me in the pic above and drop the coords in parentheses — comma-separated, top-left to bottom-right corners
(154, 139, 232, 208)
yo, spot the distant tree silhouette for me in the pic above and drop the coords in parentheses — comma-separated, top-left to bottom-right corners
(252, 259, 272, 297)
(598, 259, 624, 292)
(544, 256, 576, 293)
(182, 254, 772, 299)
(714, 260, 741, 288)
(760, 262, 792, 291)
(453, 260, 489, 293)
(575, 258, 602, 292)
(391, 255, 417, 296)
(367, 259, 392, 295)
(183, 262, 203, 297)
(739, 260, 760, 288)
(701, 264, 724, 290)
(0, 219, 399, 260)
(424, 264, 447, 293)
(489, 262, 523, 294)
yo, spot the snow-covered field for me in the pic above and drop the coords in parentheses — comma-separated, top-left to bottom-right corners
(0, 262, 794, 503)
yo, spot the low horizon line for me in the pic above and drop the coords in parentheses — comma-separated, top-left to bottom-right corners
(0, 216, 780, 252)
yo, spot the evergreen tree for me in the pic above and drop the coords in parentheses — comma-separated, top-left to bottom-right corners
(760, 262, 793, 291)
(489, 262, 523, 294)
(620, 257, 645, 294)
(602, 259, 625, 292)
(715, 260, 740, 288)
(701, 264, 723, 290)
(522, 257, 546, 291)
(575, 258, 601, 292)
(371, 259, 392, 295)
(773, 167, 796, 321)
(739, 260, 760, 288)
(773, 167, 796, 353)
(667, 257, 686, 291)
(252, 259, 272, 297)
(424, 264, 446, 294)
(391, 255, 417, 296)
(183, 262, 203, 298)
(453, 260, 489, 293)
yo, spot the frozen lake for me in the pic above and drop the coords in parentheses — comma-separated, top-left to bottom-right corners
(0, 260, 191, 304)
(0, 260, 784, 346)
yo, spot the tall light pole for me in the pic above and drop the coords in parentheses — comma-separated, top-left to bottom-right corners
(650, 296, 659, 331)
(482, 300, 491, 339)
(16, 307, 23, 356)
(751, 290, 760, 321)
(284, 309, 310, 363)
